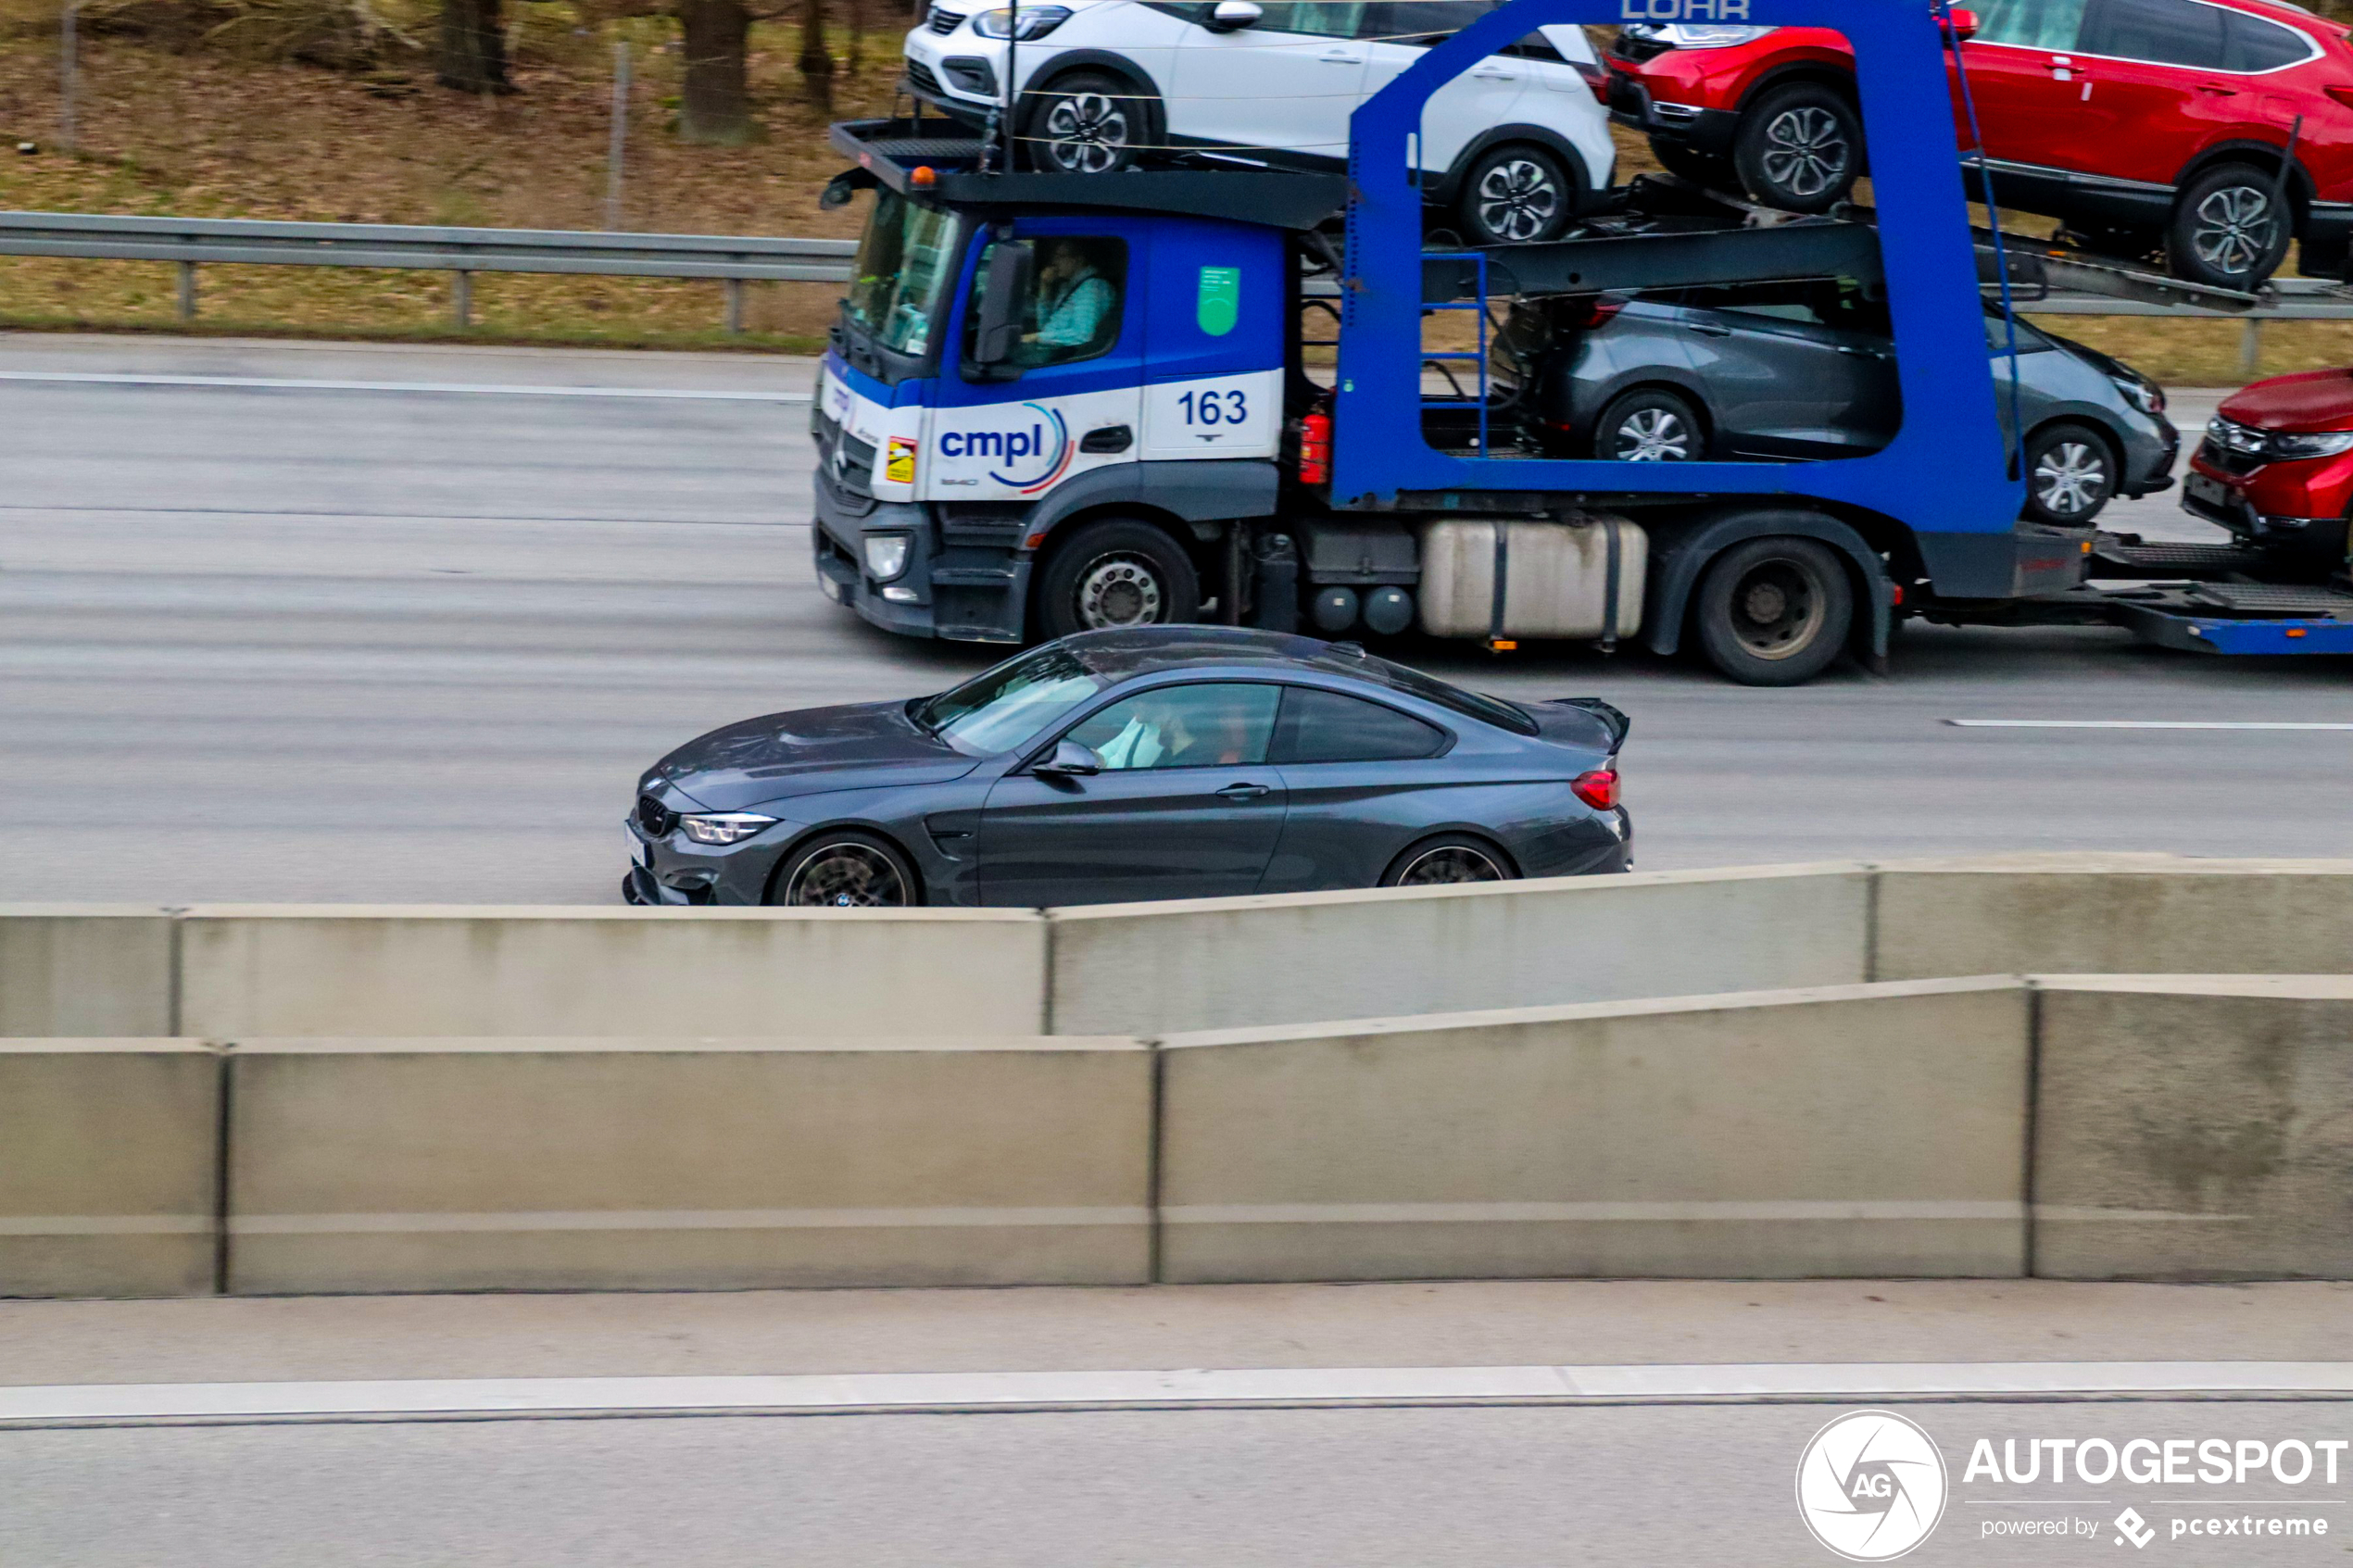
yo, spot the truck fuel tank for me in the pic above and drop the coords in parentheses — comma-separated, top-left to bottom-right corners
(1416, 516, 1647, 640)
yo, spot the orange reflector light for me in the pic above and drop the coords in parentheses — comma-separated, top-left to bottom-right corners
(1490, 638, 1518, 651)
(1024, 532, 1046, 550)
(911, 165, 937, 187)
(2288, 628, 2308, 638)
(2082, 540, 2093, 554)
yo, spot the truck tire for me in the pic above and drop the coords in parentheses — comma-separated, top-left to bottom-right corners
(2169, 162, 2292, 289)
(2022, 420, 2118, 526)
(1593, 388, 1704, 461)
(1024, 70, 1155, 174)
(1036, 518, 1201, 638)
(1692, 536, 1853, 686)
(1733, 82, 1861, 215)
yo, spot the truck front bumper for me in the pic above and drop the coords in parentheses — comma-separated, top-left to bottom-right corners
(813, 463, 940, 638)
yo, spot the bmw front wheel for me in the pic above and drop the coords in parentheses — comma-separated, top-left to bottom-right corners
(770, 832, 919, 908)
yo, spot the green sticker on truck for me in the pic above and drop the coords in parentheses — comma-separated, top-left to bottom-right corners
(1197, 266, 1239, 337)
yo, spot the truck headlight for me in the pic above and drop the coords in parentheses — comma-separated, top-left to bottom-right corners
(863, 533, 912, 581)
(679, 813, 778, 846)
(2270, 431, 2353, 460)
(972, 4, 1069, 38)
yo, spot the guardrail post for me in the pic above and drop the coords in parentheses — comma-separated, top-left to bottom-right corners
(175, 260, 197, 322)
(724, 278, 745, 335)
(452, 270, 472, 330)
(2239, 317, 2264, 379)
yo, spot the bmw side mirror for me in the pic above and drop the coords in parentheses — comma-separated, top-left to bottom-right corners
(971, 238, 1035, 370)
(1206, 0, 1262, 31)
(1033, 739, 1102, 778)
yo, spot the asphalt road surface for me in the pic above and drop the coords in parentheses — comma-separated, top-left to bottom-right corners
(4, 334, 2348, 904)
(5, 1280, 2351, 1566)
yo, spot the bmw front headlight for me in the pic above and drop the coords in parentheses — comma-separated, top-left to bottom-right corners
(863, 533, 912, 582)
(2269, 430, 2353, 460)
(972, 5, 1070, 39)
(679, 813, 778, 847)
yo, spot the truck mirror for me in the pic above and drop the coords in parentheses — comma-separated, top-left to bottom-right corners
(1207, 0, 1261, 30)
(971, 239, 1035, 371)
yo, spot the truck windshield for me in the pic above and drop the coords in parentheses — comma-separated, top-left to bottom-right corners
(846, 192, 960, 358)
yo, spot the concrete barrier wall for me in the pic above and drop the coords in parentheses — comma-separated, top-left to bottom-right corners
(1049, 863, 1874, 1036)
(0, 908, 175, 1037)
(2032, 976, 2353, 1282)
(179, 907, 1049, 1038)
(223, 1035, 1152, 1293)
(0, 1039, 220, 1297)
(1155, 977, 2032, 1284)
(1875, 856, 2353, 982)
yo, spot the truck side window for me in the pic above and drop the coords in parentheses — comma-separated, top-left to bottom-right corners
(965, 236, 1127, 372)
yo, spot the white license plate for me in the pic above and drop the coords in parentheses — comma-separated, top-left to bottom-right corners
(2186, 472, 2233, 507)
(624, 824, 650, 869)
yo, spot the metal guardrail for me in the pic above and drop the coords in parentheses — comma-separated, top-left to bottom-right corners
(1, 207, 2349, 358)
(0, 211, 858, 330)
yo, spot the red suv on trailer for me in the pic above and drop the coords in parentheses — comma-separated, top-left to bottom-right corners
(1604, 0, 2353, 288)
(2184, 366, 2353, 560)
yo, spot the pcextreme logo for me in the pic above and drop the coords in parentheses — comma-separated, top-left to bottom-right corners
(1797, 1411, 1950, 1562)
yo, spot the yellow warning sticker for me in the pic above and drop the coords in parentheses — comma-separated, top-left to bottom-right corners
(885, 436, 917, 485)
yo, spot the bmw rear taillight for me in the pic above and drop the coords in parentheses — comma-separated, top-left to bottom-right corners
(1297, 410, 1333, 485)
(1572, 769, 1619, 810)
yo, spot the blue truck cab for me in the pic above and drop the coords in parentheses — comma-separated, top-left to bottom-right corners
(813, 0, 2353, 684)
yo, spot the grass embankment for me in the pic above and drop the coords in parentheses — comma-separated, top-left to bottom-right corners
(0, 19, 2347, 381)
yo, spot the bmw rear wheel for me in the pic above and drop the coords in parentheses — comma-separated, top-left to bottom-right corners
(1036, 518, 1201, 638)
(1382, 835, 1517, 888)
(771, 832, 919, 909)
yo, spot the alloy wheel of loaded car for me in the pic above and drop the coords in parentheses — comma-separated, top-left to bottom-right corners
(2023, 422, 2117, 525)
(1595, 389, 1703, 461)
(2169, 163, 2292, 290)
(1734, 83, 1862, 215)
(771, 833, 919, 908)
(1037, 518, 1202, 638)
(1025, 70, 1151, 173)
(1458, 145, 1574, 245)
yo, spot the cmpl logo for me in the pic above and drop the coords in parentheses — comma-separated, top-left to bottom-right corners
(1796, 1411, 1949, 1562)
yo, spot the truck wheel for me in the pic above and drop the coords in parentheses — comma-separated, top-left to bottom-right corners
(2022, 421, 2117, 526)
(1456, 144, 1575, 245)
(2169, 163, 2292, 289)
(1734, 83, 1861, 214)
(1692, 536, 1853, 686)
(1024, 70, 1154, 174)
(1036, 519, 1201, 638)
(1650, 137, 1736, 191)
(1593, 388, 1703, 461)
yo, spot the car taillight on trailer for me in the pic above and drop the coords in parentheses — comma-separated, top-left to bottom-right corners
(1579, 296, 1625, 331)
(1298, 410, 1333, 484)
(1572, 769, 1619, 810)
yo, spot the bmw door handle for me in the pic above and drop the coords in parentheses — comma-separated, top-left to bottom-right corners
(1216, 782, 1274, 799)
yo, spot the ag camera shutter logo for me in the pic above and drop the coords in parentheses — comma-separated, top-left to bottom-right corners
(1796, 1411, 1949, 1562)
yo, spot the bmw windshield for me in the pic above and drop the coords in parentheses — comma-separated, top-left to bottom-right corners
(912, 646, 1108, 757)
(842, 191, 963, 381)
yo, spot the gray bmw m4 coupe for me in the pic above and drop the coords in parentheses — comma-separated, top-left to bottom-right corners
(625, 627, 1631, 909)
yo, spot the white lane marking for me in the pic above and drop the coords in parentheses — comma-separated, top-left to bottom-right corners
(1947, 720, 2353, 731)
(1162, 1200, 2022, 1224)
(0, 1216, 214, 1236)
(4, 1363, 2351, 1427)
(0, 370, 812, 403)
(230, 1206, 1151, 1234)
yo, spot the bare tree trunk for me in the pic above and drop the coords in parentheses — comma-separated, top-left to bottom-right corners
(678, 0, 753, 144)
(436, 0, 511, 93)
(845, 0, 863, 85)
(797, 0, 834, 111)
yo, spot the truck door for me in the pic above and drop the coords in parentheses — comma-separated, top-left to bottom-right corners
(927, 220, 1148, 503)
(1139, 220, 1286, 463)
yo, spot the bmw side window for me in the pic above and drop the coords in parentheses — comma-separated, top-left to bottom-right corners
(2078, 0, 2227, 69)
(963, 236, 1127, 372)
(1968, 0, 2090, 49)
(1061, 684, 1281, 771)
(1271, 687, 1447, 763)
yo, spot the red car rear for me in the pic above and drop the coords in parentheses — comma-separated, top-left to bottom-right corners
(1605, 0, 2353, 288)
(2183, 368, 2353, 561)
